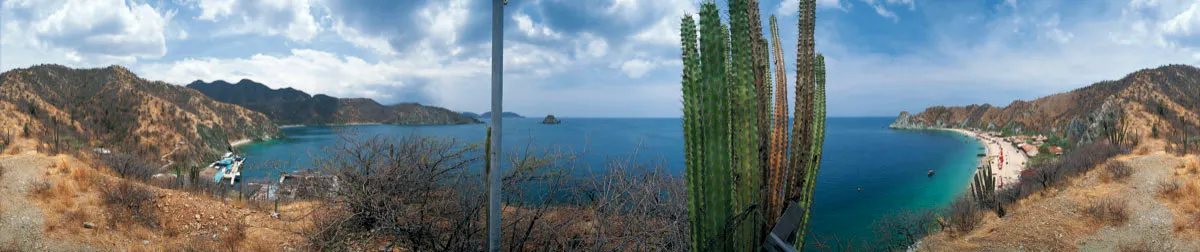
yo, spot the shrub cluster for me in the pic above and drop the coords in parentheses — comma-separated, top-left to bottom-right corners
(305, 132, 688, 251)
(102, 153, 159, 181)
(1087, 197, 1129, 225)
(101, 181, 158, 228)
(1105, 160, 1133, 181)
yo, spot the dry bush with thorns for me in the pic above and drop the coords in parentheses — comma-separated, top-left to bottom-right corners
(1087, 197, 1129, 225)
(303, 131, 687, 251)
(1105, 160, 1133, 182)
(102, 153, 158, 182)
(101, 181, 158, 229)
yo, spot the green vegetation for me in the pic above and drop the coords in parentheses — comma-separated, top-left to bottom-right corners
(680, 0, 826, 249)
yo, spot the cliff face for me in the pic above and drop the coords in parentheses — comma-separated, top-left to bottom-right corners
(188, 80, 481, 125)
(891, 64, 1200, 143)
(0, 65, 280, 164)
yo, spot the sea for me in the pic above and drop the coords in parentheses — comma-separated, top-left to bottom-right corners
(237, 117, 984, 247)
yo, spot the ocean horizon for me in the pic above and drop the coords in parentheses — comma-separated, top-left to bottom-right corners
(238, 117, 984, 247)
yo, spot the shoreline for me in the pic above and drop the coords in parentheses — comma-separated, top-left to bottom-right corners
(230, 138, 253, 147)
(935, 128, 1028, 191)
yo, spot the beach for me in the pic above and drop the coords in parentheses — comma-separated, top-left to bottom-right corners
(940, 128, 1028, 190)
(230, 138, 253, 147)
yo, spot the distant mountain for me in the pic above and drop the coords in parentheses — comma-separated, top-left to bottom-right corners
(188, 80, 480, 125)
(479, 111, 524, 118)
(461, 112, 480, 118)
(0, 64, 280, 164)
(892, 64, 1200, 144)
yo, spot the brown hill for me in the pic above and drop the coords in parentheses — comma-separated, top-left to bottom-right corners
(891, 64, 1200, 146)
(0, 64, 279, 166)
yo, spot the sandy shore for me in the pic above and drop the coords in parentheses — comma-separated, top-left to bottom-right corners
(939, 128, 1028, 190)
(229, 138, 253, 147)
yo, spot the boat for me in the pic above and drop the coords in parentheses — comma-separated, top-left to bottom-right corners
(208, 152, 245, 185)
(927, 169, 935, 177)
(977, 153, 986, 157)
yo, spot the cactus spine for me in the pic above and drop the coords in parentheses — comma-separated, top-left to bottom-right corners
(764, 14, 789, 237)
(680, 14, 703, 251)
(682, 0, 826, 249)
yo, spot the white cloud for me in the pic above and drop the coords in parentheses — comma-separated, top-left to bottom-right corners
(615, 58, 683, 79)
(418, 0, 470, 48)
(873, 5, 899, 22)
(195, 0, 320, 42)
(513, 12, 562, 40)
(576, 33, 609, 58)
(779, 0, 847, 16)
(0, 0, 173, 69)
(331, 19, 396, 56)
(1038, 13, 1073, 44)
(137, 48, 488, 101)
(1160, 1, 1200, 42)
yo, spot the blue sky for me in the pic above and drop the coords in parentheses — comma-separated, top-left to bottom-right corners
(2, 0, 1199, 117)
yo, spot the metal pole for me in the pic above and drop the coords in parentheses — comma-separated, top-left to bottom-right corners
(488, 0, 504, 251)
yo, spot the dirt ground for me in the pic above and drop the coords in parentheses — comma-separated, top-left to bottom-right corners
(0, 138, 314, 251)
(918, 139, 1200, 251)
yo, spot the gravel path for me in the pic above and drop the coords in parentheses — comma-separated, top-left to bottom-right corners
(0, 155, 97, 251)
(1078, 154, 1200, 251)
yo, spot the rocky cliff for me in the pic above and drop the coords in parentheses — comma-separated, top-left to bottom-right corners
(891, 64, 1200, 144)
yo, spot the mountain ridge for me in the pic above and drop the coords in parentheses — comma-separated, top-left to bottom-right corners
(187, 80, 481, 125)
(0, 64, 280, 165)
(891, 64, 1200, 145)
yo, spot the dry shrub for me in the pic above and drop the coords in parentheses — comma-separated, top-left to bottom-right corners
(221, 219, 247, 251)
(101, 181, 158, 229)
(1087, 197, 1129, 225)
(947, 196, 983, 236)
(102, 153, 158, 182)
(0, 164, 5, 179)
(1187, 158, 1200, 175)
(30, 179, 52, 196)
(1105, 160, 1133, 182)
(1118, 241, 1153, 252)
(1160, 179, 1184, 200)
(68, 164, 98, 192)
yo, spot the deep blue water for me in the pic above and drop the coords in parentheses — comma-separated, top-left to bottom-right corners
(238, 117, 983, 246)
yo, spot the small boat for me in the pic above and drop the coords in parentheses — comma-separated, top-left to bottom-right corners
(977, 153, 986, 157)
(207, 152, 246, 185)
(927, 170, 936, 177)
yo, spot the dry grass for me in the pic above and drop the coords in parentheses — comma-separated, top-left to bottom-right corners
(1159, 157, 1200, 238)
(22, 154, 310, 251)
(1104, 160, 1133, 182)
(1087, 197, 1130, 226)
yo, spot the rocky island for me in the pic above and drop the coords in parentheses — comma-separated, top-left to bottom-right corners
(541, 114, 561, 124)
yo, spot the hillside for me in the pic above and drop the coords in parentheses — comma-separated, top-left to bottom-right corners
(479, 111, 524, 118)
(0, 65, 279, 165)
(891, 64, 1200, 146)
(188, 80, 481, 125)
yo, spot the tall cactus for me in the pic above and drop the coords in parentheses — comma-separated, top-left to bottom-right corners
(680, 14, 704, 251)
(764, 14, 789, 238)
(728, 0, 763, 248)
(682, 0, 826, 250)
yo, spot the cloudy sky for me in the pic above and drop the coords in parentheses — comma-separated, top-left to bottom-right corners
(1, 0, 1199, 117)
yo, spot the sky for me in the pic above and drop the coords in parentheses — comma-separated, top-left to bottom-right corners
(1, 0, 1199, 117)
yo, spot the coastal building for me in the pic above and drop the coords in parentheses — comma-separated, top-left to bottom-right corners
(1019, 143, 1039, 156)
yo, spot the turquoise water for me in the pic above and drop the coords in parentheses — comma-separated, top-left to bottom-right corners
(237, 117, 983, 246)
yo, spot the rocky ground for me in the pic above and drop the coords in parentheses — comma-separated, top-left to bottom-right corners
(919, 140, 1200, 251)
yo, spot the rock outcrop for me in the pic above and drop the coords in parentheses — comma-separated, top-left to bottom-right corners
(541, 114, 561, 124)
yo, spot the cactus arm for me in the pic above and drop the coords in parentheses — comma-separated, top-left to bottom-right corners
(680, 14, 703, 251)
